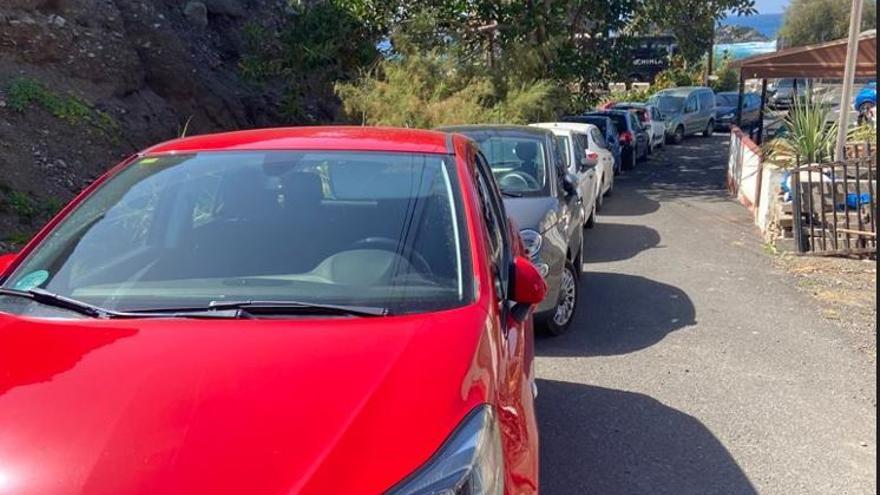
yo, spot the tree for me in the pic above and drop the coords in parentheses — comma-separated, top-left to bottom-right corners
(778, 0, 877, 47)
(335, 22, 565, 127)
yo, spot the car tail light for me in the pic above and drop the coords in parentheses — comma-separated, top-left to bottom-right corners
(619, 131, 633, 145)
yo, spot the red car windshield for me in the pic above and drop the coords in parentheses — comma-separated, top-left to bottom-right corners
(1, 151, 472, 316)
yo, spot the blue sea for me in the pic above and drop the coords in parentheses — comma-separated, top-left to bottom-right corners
(717, 13, 784, 59)
(723, 13, 784, 38)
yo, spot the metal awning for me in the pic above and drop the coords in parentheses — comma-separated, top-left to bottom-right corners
(732, 31, 877, 79)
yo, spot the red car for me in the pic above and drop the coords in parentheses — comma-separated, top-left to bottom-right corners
(0, 127, 547, 494)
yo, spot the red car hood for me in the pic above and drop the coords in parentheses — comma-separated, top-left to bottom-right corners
(0, 306, 493, 495)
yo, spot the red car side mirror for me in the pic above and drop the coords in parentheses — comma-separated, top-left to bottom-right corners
(511, 256, 547, 305)
(510, 256, 547, 323)
(0, 253, 18, 276)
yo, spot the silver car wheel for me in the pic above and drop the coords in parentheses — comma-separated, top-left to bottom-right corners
(553, 267, 577, 326)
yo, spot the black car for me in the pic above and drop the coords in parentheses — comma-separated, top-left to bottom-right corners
(579, 110, 649, 171)
(438, 125, 585, 335)
(559, 114, 623, 174)
(715, 92, 761, 131)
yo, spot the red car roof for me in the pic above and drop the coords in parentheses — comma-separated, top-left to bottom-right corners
(145, 126, 453, 155)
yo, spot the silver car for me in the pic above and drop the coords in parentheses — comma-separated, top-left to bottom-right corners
(440, 125, 585, 335)
(649, 87, 716, 144)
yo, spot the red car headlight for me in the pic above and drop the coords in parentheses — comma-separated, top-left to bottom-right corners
(388, 405, 504, 495)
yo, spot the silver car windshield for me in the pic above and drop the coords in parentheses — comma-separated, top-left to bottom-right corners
(473, 136, 550, 196)
(651, 95, 685, 113)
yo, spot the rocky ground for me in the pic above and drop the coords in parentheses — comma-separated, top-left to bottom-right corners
(715, 24, 769, 44)
(0, 0, 332, 250)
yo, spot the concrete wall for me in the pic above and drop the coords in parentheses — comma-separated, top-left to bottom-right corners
(756, 165, 784, 235)
(727, 126, 787, 242)
(727, 126, 763, 211)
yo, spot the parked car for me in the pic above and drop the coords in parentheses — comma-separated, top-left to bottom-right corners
(855, 81, 876, 124)
(0, 127, 548, 494)
(649, 86, 716, 143)
(439, 125, 584, 335)
(530, 123, 600, 226)
(768, 78, 808, 110)
(582, 110, 649, 170)
(611, 102, 666, 151)
(560, 114, 623, 174)
(531, 122, 615, 212)
(715, 91, 762, 130)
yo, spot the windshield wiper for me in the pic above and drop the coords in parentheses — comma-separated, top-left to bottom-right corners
(125, 300, 390, 318)
(500, 190, 523, 198)
(0, 287, 243, 319)
(209, 300, 390, 317)
(0, 287, 113, 318)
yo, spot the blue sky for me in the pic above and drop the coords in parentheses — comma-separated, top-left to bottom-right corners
(754, 0, 789, 14)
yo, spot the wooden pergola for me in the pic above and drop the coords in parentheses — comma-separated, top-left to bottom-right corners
(730, 31, 877, 144)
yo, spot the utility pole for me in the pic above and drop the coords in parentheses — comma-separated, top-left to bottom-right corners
(835, 0, 864, 161)
(477, 21, 498, 69)
(704, 1, 717, 86)
(705, 20, 715, 86)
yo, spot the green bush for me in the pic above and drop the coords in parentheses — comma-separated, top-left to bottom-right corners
(848, 124, 877, 145)
(710, 63, 739, 92)
(236, 3, 381, 120)
(336, 31, 565, 127)
(5, 190, 36, 220)
(3, 231, 30, 247)
(5, 78, 119, 134)
(599, 87, 653, 106)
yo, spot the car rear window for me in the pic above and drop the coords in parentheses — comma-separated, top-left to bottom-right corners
(587, 113, 627, 132)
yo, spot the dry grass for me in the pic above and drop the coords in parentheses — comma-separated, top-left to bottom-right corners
(775, 253, 877, 358)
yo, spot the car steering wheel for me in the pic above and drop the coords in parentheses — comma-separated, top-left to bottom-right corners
(499, 171, 539, 190)
(350, 237, 433, 275)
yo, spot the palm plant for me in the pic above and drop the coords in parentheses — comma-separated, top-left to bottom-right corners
(763, 97, 838, 169)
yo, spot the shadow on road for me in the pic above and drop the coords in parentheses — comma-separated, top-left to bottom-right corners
(537, 379, 758, 495)
(537, 272, 694, 357)
(599, 188, 661, 217)
(583, 223, 661, 263)
(639, 136, 733, 203)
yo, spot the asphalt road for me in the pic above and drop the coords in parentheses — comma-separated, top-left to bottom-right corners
(535, 135, 877, 494)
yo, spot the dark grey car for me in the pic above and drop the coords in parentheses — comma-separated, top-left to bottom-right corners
(715, 91, 761, 131)
(581, 110, 650, 171)
(440, 125, 585, 335)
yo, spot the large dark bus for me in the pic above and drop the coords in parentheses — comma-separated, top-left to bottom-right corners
(615, 35, 679, 83)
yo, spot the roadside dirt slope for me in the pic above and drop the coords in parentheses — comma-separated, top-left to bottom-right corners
(0, 0, 309, 251)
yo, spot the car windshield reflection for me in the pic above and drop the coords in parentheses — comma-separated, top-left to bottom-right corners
(1, 151, 472, 316)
